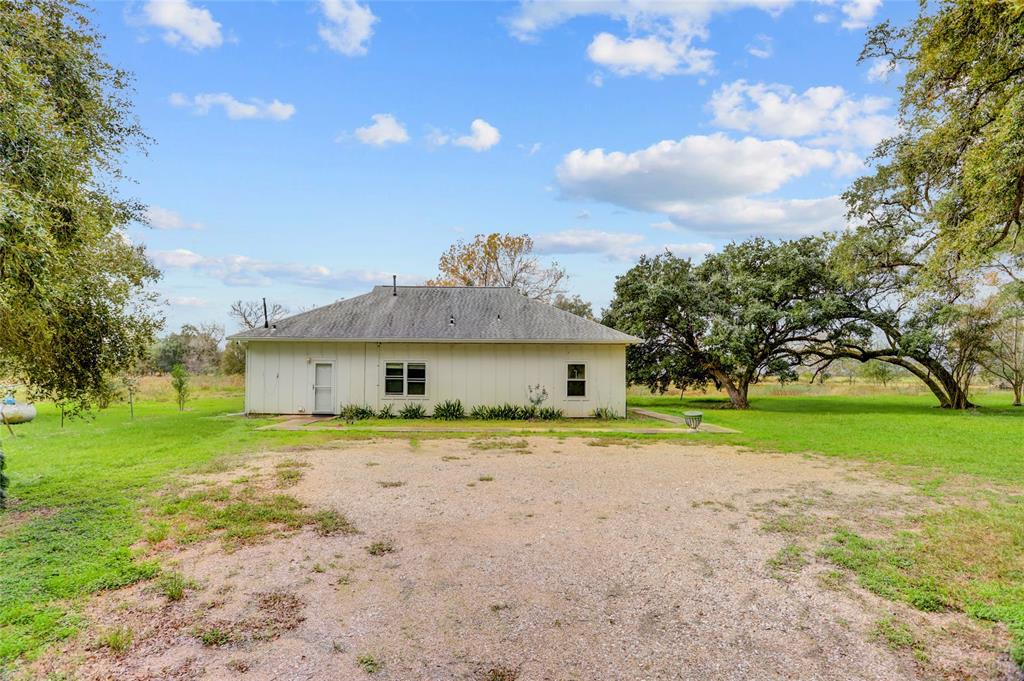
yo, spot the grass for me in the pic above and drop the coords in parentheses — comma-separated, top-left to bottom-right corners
(1, 381, 1022, 670)
(767, 543, 808, 578)
(0, 396, 348, 668)
(96, 625, 133, 654)
(629, 390, 1024, 484)
(871, 616, 921, 651)
(366, 539, 396, 556)
(156, 571, 194, 602)
(635, 387, 1024, 665)
(357, 653, 382, 674)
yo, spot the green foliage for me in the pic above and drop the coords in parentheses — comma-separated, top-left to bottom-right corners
(220, 341, 246, 376)
(97, 625, 133, 654)
(551, 293, 595, 320)
(469, 404, 562, 420)
(170, 364, 190, 412)
(536, 407, 563, 420)
(605, 238, 845, 409)
(398, 403, 426, 419)
(312, 510, 358, 537)
(0, 0, 161, 413)
(357, 653, 382, 674)
(339, 404, 375, 422)
(858, 360, 899, 386)
(432, 399, 465, 420)
(847, 1, 1024, 281)
(375, 403, 396, 419)
(592, 407, 618, 420)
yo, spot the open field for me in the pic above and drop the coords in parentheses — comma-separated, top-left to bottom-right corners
(1, 381, 1022, 677)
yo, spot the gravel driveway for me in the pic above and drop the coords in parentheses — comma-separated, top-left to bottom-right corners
(32, 437, 1011, 681)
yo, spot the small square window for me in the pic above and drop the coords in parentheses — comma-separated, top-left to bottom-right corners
(384, 361, 427, 397)
(567, 363, 586, 398)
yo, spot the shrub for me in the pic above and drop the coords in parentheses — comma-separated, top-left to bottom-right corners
(399, 403, 426, 419)
(432, 399, 465, 420)
(170, 363, 190, 412)
(339, 404, 374, 422)
(592, 407, 619, 420)
(376, 403, 396, 419)
(537, 407, 563, 420)
(471, 403, 564, 420)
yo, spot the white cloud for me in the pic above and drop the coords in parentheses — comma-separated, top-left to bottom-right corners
(507, 0, 791, 78)
(840, 0, 881, 29)
(708, 80, 896, 148)
(555, 134, 847, 236)
(746, 34, 773, 59)
(586, 32, 712, 78)
(143, 0, 222, 51)
(352, 114, 409, 146)
(453, 119, 501, 152)
(534, 229, 714, 262)
(152, 249, 408, 289)
(558, 133, 835, 205)
(166, 295, 207, 307)
(145, 205, 203, 230)
(318, 0, 377, 56)
(520, 142, 543, 156)
(170, 92, 296, 121)
(866, 57, 897, 83)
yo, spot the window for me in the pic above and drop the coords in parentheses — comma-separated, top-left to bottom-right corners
(384, 361, 427, 397)
(567, 363, 586, 398)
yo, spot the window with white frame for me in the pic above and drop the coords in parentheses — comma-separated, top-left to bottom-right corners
(385, 361, 427, 397)
(567, 363, 586, 398)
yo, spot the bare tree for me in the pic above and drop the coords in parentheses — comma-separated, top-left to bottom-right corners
(229, 300, 290, 330)
(425, 233, 566, 302)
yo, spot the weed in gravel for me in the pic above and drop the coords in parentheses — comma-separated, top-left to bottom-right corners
(157, 571, 196, 601)
(366, 539, 396, 556)
(276, 467, 304, 487)
(478, 475, 494, 482)
(357, 653, 382, 673)
(97, 626, 133, 654)
(691, 499, 738, 512)
(489, 603, 510, 613)
(442, 455, 462, 461)
(377, 480, 405, 488)
(469, 439, 529, 452)
(817, 570, 848, 590)
(144, 521, 170, 544)
(365, 461, 380, 467)
(871, 616, 920, 651)
(227, 658, 251, 673)
(480, 665, 520, 680)
(768, 543, 808, 578)
(194, 626, 234, 647)
(761, 512, 814, 535)
(312, 510, 358, 536)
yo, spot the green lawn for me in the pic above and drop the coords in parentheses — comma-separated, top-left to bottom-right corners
(0, 397, 344, 667)
(1, 390, 1022, 670)
(629, 391, 1024, 485)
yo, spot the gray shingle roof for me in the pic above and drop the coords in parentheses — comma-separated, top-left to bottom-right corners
(229, 286, 639, 344)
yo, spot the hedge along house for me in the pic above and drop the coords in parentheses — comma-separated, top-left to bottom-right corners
(229, 285, 640, 418)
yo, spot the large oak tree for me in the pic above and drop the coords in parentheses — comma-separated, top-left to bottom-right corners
(1, 0, 161, 415)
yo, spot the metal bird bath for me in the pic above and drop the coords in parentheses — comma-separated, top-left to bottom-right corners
(683, 411, 703, 430)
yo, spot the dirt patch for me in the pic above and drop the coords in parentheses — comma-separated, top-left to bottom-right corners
(27, 438, 1013, 681)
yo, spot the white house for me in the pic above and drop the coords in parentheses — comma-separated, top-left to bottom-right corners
(229, 285, 640, 417)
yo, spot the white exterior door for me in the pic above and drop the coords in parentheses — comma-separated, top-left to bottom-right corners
(313, 362, 335, 414)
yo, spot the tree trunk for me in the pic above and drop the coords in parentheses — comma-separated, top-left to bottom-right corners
(712, 370, 750, 409)
(1013, 383, 1022, 407)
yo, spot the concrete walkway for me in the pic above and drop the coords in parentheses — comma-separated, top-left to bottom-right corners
(628, 407, 738, 433)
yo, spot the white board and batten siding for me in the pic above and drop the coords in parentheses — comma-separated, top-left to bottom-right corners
(244, 341, 626, 418)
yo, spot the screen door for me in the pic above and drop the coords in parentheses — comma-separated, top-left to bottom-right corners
(313, 362, 334, 414)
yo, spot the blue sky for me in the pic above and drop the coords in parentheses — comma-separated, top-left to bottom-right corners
(94, 0, 916, 331)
